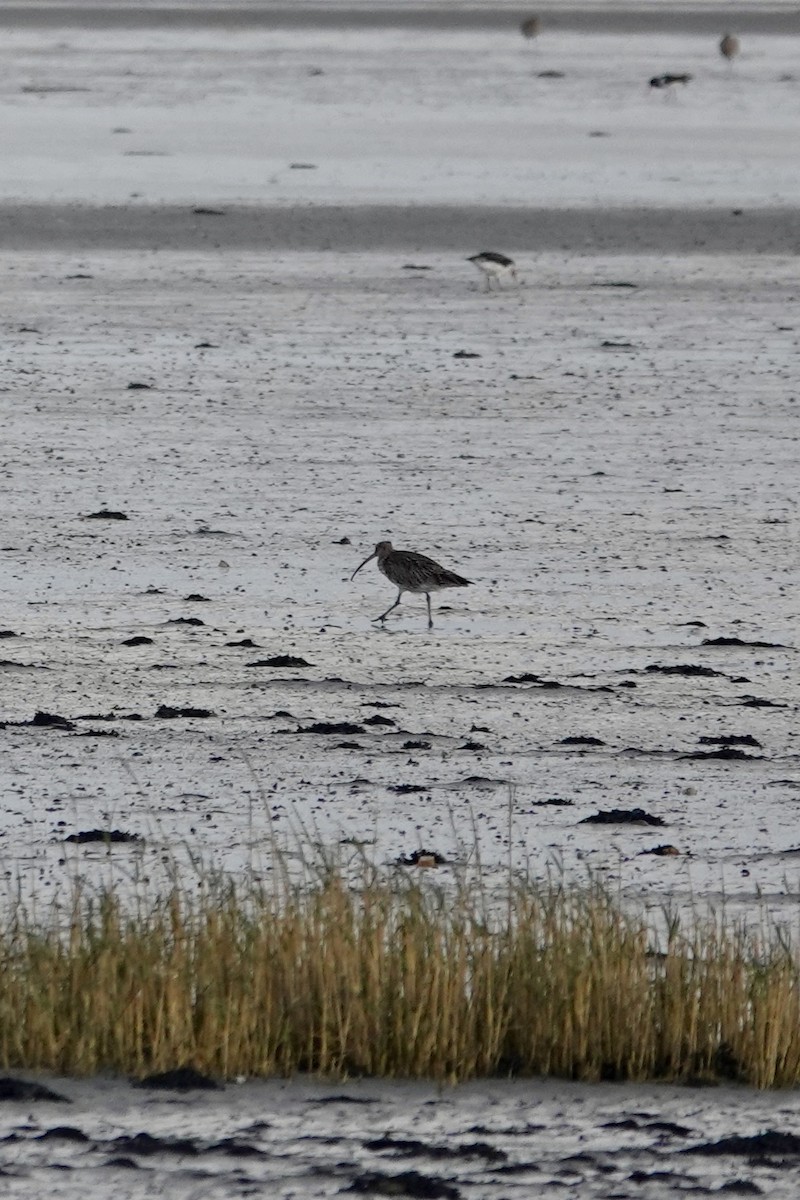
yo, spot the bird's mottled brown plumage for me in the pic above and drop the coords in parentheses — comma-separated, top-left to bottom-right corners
(351, 541, 472, 629)
(719, 33, 740, 61)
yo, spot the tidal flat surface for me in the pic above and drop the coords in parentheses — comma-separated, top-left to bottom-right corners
(0, 6, 800, 1190)
(2, 247, 798, 919)
(2, 1074, 800, 1198)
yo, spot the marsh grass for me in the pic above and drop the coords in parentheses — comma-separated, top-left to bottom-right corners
(0, 862, 799, 1087)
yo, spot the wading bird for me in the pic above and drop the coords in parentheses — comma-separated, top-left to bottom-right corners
(719, 33, 740, 62)
(351, 541, 472, 629)
(467, 251, 518, 291)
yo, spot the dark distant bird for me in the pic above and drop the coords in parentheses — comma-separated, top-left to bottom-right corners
(520, 15, 540, 39)
(467, 251, 518, 291)
(649, 73, 692, 89)
(719, 33, 740, 62)
(351, 541, 472, 629)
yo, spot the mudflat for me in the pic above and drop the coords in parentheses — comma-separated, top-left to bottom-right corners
(2, 203, 799, 252)
(1, 0, 799, 1180)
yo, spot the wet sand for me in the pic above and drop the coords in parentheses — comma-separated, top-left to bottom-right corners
(2, 1073, 800, 1198)
(2, 202, 799, 253)
(0, 4, 797, 35)
(3, 245, 798, 922)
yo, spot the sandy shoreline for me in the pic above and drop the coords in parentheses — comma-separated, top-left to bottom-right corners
(3, 203, 799, 252)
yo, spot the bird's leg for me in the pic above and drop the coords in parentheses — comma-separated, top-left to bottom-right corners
(484, 276, 491, 293)
(374, 591, 402, 624)
(426, 593, 433, 630)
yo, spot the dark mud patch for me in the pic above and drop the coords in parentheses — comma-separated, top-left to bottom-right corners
(698, 734, 762, 748)
(345, 1169, 461, 1198)
(225, 637, 260, 647)
(602, 1117, 692, 1136)
(365, 1136, 507, 1162)
(122, 635, 154, 646)
(581, 808, 666, 826)
(437, 776, 504, 791)
(166, 616, 205, 626)
(154, 705, 215, 718)
(645, 663, 746, 680)
(639, 844, 681, 856)
(210, 1136, 267, 1157)
(503, 673, 613, 692)
(702, 636, 789, 649)
(134, 1066, 222, 1091)
(388, 784, 430, 794)
(78, 711, 144, 722)
(559, 735, 607, 747)
(64, 829, 142, 844)
(30, 710, 76, 730)
(627, 1169, 704, 1186)
(0, 1078, 69, 1103)
(680, 747, 763, 761)
(736, 695, 788, 708)
(684, 1130, 800, 1159)
(247, 654, 313, 667)
(83, 509, 128, 520)
(110, 1131, 200, 1157)
(299, 721, 365, 735)
(37, 1126, 90, 1142)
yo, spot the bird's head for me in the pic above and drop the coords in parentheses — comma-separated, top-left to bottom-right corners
(351, 541, 393, 580)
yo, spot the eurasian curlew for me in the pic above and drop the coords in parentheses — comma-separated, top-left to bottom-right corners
(351, 541, 472, 629)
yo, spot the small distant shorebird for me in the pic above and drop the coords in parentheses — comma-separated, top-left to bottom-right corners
(351, 541, 472, 629)
(649, 72, 692, 90)
(467, 251, 518, 292)
(719, 33, 740, 62)
(520, 15, 540, 39)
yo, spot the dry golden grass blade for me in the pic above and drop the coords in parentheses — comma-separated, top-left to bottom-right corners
(0, 865, 799, 1086)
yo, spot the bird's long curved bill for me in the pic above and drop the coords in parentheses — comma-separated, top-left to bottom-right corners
(350, 551, 376, 581)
